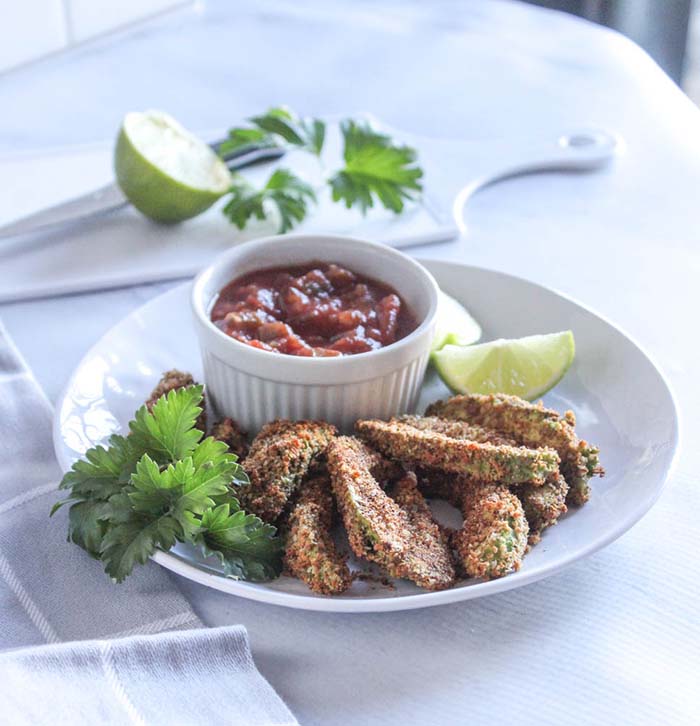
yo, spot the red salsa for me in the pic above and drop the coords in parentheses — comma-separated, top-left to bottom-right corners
(210, 262, 419, 357)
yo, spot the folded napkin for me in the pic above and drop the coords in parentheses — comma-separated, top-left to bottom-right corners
(0, 627, 297, 726)
(0, 322, 297, 725)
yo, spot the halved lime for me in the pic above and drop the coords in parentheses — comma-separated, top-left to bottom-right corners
(432, 330, 575, 400)
(114, 110, 233, 223)
(430, 291, 482, 354)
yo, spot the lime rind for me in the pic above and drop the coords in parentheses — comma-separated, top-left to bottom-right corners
(114, 110, 233, 224)
(433, 331, 575, 400)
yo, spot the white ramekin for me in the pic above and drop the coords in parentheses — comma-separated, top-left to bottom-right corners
(191, 234, 439, 432)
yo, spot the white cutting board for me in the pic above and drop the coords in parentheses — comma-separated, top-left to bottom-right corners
(0, 116, 619, 302)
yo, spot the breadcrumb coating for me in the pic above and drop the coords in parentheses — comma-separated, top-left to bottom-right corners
(455, 482, 529, 580)
(146, 370, 206, 432)
(396, 415, 515, 447)
(211, 417, 250, 460)
(416, 469, 529, 579)
(426, 393, 604, 505)
(356, 418, 559, 485)
(388, 471, 456, 589)
(327, 437, 454, 591)
(239, 419, 337, 522)
(517, 473, 569, 544)
(283, 473, 352, 595)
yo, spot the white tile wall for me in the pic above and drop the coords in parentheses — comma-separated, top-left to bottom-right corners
(0, 0, 191, 74)
(66, 0, 191, 43)
(0, 0, 68, 73)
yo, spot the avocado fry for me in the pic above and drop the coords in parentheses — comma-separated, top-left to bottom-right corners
(239, 419, 337, 522)
(327, 437, 455, 591)
(284, 472, 352, 595)
(426, 393, 604, 505)
(395, 415, 515, 447)
(455, 481, 529, 580)
(416, 469, 529, 580)
(355, 417, 559, 485)
(516, 472, 569, 544)
(388, 471, 456, 588)
(404, 416, 570, 543)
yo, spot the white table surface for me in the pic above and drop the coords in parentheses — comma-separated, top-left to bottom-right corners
(1, 1, 699, 724)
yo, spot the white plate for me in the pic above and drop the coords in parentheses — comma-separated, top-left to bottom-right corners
(53, 260, 679, 612)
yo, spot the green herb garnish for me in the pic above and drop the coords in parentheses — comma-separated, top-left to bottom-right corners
(223, 169, 316, 234)
(219, 107, 423, 233)
(329, 120, 423, 214)
(52, 386, 282, 583)
(220, 106, 326, 157)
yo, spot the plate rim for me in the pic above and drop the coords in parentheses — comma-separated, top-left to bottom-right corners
(52, 259, 681, 613)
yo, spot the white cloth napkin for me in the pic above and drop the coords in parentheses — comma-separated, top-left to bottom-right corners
(0, 323, 297, 725)
(0, 627, 297, 726)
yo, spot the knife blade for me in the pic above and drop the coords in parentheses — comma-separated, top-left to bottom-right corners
(0, 143, 285, 242)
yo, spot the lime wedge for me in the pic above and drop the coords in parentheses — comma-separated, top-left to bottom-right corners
(114, 110, 233, 223)
(430, 291, 482, 354)
(432, 331, 575, 400)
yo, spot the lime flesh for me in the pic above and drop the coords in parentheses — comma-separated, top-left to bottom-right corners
(432, 330, 575, 400)
(114, 110, 233, 223)
(430, 291, 482, 354)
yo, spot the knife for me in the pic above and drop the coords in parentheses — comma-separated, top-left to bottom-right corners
(0, 142, 285, 241)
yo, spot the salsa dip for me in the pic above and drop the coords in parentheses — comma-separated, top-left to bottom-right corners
(210, 262, 419, 357)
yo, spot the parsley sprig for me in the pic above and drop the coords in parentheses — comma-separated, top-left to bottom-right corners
(220, 106, 325, 157)
(224, 169, 316, 234)
(52, 386, 282, 583)
(220, 108, 423, 233)
(329, 120, 423, 214)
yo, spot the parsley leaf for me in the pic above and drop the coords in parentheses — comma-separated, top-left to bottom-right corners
(57, 434, 135, 499)
(192, 436, 248, 488)
(329, 120, 423, 214)
(219, 127, 279, 156)
(220, 106, 326, 157)
(129, 385, 204, 463)
(52, 433, 140, 546)
(198, 504, 283, 582)
(223, 169, 316, 233)
(53, 386, 281, 584)
(218, 109, 424, 232)
(101, 514, 182, 583)
(66, 500, 112, 558)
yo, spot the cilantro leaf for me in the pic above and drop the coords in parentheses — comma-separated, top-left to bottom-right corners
(129, 385, 204, 464)
(329, 120, 423, 214)
(198, 504, 283, 581)
(223, 169, 316, 233)
(220, 107, 326, 157)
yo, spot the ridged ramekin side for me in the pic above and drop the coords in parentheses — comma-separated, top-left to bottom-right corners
(201, 350, 430, 433)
